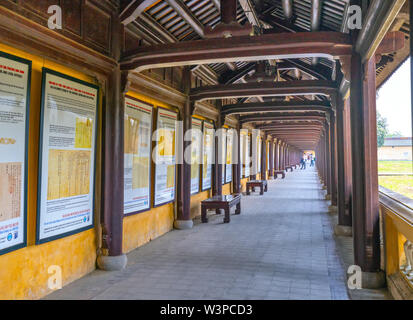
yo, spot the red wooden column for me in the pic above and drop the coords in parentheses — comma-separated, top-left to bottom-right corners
(329, 110, 338, 211)
(285, 146, 290, 166)
(274, 139, 279, 171)
(261, 135, 267, 180)
(269, 139, 274, 178)
(279, 142, 284, 171)
(335, 95, 352, 236)
(175, 66, 193, 230)
(98, 17, 127, 271)
(350, 53, 383, 288)
(319, 131, 326, 186)
(325, 121, 332, 199)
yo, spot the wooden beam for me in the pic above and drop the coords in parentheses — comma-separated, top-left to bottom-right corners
(222, 100, 331, 116)
(190, 80, 337, 102)
(239, 0, 261, 27)
(166, 0, 205, 37)
(241, 113, 325, 120)
(278, 59, 331, 80)
(219, 63, 256, 84)
(120, 32, 352, 71)
(260, 14, 306, 33)
(355, 0, 406, 61)
(120, 0, 158, 25)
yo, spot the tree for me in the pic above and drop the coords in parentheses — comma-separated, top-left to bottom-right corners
(377, 112, 388, 147)
(386, 131, 402, 138)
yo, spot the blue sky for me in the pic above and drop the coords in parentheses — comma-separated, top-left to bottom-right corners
(376, 58, 412, 137)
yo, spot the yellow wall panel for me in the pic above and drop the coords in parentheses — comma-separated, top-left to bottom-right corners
(123, 204, 174, 253)
(0, 43, 99, 300)
(190, 190, 211, 219)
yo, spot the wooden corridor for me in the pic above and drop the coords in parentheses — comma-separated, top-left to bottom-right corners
(45, 168, 388, 300)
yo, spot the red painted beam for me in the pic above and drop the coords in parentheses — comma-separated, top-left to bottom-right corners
(190, 80, 337, 101)
(121, 32, 352, 71)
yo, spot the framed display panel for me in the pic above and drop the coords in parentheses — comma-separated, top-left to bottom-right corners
(240, 130, 248, 179)
(0, 51, 31, 255)
(124, 96, 153, 216)
(153, 107, 178, 207)
(245, 134, 250, 178)
(225, 129, 234, 184)
(37, 68, 99, 244)
(240, 130, 245, 178)
(257, 136, 262, 173)
(201, 120, 214, 191)
(221, 128, 227, 185)
(190, 117, 202, 195)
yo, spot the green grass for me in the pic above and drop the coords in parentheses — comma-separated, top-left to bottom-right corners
(378, 161, 413, 173)
(379, 161, 413, 173)
(377, 161, 413, 199)
(378, 176, 413, 199)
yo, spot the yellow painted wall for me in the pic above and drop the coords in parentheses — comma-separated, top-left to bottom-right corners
(240, 178, 249, 193)
(223, 183, 232, 195)
(190, 190, 212, 219)
(123, 204, 174, 253)
(0, 43, 100, 300)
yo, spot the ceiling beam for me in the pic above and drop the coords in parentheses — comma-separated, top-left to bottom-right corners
(278, 59, 331, 80)
(120, 32, 352, 71)
(240, 115, 326, 124)
(219, 63, 256, 84)
(310, 0, 323, 65)
(190, 80, 337, 101)
(166, 0, 205, 37)
(120, 0, 158, 25)
(239, 0, 261, 27)
(281, 0, 293, 20)
(260, 14, 307, 33)
(355, 0, 406, 62)
(165, 0, 237, 72)
(222, 100, 331, 116)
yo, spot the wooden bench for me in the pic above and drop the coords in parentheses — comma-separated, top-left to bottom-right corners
(246, 180, 268, 195)
(201, 194, 241, 223)
(285, 166, 293, 172)
(274, 171, 286, 179)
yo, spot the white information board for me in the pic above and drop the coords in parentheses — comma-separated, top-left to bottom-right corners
(221, 128, 227, 185)
(37, 68, 98, 243)
(0, 51, 30, 254)
(202, 121, 214, 191)
(124, 96, 153, 215)
(154, 107, 177, 206)
(190, 117, 202, 195)
(245, 134, 250, 178)
(225, 129, 233, 183)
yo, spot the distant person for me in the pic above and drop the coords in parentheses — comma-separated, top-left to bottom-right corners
(300, 157, 306, 170)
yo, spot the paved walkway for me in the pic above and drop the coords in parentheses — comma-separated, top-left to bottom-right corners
(45, 167, 387, 300)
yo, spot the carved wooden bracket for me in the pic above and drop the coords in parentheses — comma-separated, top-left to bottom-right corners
(121, 70, 131, 94)
(205, 21, 254, 38)
(338, 56, 351, 82)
